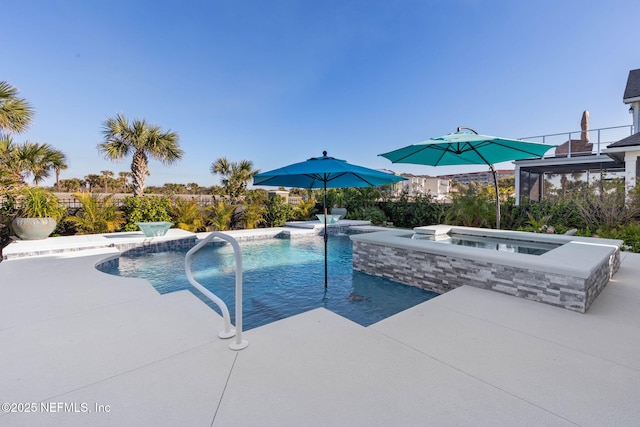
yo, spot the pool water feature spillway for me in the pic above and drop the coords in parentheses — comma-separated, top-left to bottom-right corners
(350, 225, 623, 313)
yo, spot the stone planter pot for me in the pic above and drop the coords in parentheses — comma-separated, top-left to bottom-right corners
(12, 217, 57, 240)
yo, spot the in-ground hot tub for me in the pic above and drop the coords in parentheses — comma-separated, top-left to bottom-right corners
(350, 225, 623, 313)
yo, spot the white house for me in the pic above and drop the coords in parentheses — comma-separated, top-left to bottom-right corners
(400, 174, 450, 200)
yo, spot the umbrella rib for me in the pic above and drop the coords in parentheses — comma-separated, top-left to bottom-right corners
(325, 172, 376, 187)
(432, 145, 450, 166)
(490, 140, 551, 158)
(385, 146, 430, 163)
(467, 145, 492, 168)
(389, 144, 452, 165)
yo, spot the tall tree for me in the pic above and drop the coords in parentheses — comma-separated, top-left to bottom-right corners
(85, 174, 102, 192)
(118, 171, 131, 193)
(0, 136, 67, 185)
(98, 114, 183, 197)
(186, 182, 200, 194)
(100, 170, 114, 192)
(54, 162, 68, 191)
(58, 178, 85, 192)
(0, 81, 34, 135)
(0, 136, 22, 186)
(210, 157, 259, 201)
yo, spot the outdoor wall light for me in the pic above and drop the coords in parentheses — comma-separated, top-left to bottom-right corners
(629, 106, 634, 114)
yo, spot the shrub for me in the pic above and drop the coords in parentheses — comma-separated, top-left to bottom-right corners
(343, 187, 380, 212)
(0, 191, 17, 249)
(121, 196, 172, 231)
(590, 222, 640, 252)
(206, 200, 236, 231)
(347, 206, 387, 225)
(65, 193, 124, 234)
(501, 198, 584, 232)
(380, 193, 448, 228)
(170, 198, 206, 232)
(292, 199, 317, 221)
(242, 190, 268, 229)
(241, 201, 264, 229)
(262, 195, 293, 227)
(572, 178, 640, 231)
(323, 188, 344, 210)
(445, 185, 494, 228)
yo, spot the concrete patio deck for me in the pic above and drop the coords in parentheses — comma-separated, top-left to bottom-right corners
(1, 234, 639, 426)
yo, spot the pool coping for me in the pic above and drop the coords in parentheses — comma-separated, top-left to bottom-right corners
(1, 221, 379, 261)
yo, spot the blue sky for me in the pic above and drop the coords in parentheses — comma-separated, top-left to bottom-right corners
(4, 0, 638, 188)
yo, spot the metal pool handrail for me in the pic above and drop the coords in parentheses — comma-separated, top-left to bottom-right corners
(185, 232, 248, 351)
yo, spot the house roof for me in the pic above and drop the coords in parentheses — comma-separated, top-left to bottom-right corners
(623, 69, 640, 101)
(607, 132, 640, 148)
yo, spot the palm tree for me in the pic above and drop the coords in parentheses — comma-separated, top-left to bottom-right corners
(118, 171, 131, 193)
(186, 182, 200, 195)
(54, 162, 68, 191)
(84, 174, 102, 192)
(210, 157, 259, 201)
(98, 114, 183, 197)
(42, 146, 68, 187)
(0, 81, 34, 135)
(58, 177, 84, 192)
(0, 136, 67, 185)
(0, 136, 23, 186)
(100, 170, 114, 192)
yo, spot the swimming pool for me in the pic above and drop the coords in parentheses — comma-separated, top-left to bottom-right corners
(100, 235, 438, 330)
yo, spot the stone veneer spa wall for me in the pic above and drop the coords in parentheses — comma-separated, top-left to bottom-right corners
(351, 226, 622, 313)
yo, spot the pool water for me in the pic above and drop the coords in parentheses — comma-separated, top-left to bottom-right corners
(411, 233, 561, 255)
(101, 235, 438, 330)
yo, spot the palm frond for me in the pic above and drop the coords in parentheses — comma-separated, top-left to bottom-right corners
(0, 81, 34, 134)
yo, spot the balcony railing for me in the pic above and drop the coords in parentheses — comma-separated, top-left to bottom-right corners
(520, 125, 634, 158)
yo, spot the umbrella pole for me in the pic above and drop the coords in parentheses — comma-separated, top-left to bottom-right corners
(490, 165, 500, 229)
(323, 180, 328, 288)
(457, 127, 502, 228)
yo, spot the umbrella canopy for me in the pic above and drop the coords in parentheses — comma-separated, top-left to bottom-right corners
(379, 128, 553, 229)
(253, 151, 405, 287)
(380, 130, 553, 166)
(253, 151, 405, 189)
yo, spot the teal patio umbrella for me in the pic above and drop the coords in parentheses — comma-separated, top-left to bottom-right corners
(253, 151, 405, 287)
(379, 127, 553, 229)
